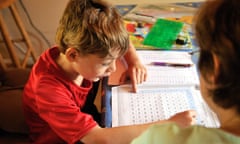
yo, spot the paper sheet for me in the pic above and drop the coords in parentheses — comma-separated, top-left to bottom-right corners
(112, 85, 220, 128)
(108, 50, 195, 85)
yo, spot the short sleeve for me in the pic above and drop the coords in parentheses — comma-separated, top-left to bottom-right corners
(35, 77, 97, 143)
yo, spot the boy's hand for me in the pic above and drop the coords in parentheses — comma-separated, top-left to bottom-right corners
(168, 110, 197, 127)
(126, 62, 147, 93)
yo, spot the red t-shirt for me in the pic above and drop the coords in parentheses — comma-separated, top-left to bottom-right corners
(23, 47, 98, 144)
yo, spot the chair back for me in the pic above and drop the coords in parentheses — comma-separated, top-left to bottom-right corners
(0, 0, 16, 9)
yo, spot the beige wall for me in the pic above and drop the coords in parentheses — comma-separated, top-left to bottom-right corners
(0, 0, 204, 58)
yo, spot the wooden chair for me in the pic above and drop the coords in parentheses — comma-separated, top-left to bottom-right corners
(0, 0, 37, 70)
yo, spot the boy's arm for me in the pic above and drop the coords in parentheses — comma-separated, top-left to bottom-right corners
(123, 42, 147, 93)
(80, 110, 196, 144)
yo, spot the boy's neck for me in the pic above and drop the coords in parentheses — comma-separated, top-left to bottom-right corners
(73, 75, 84, 86)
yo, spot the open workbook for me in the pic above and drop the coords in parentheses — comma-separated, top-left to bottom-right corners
(111, 50, 220, 128)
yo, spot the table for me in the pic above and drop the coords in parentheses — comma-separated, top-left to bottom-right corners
(100, 2, 202, 127)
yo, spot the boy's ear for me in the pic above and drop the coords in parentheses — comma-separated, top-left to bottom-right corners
(65, 48, 79, 61)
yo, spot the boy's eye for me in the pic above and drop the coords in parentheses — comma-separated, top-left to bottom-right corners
(101, 58, 115, 66)
(102, 62, 111, 66)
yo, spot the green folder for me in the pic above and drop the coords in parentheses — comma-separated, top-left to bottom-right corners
(143, 18, 184, 50)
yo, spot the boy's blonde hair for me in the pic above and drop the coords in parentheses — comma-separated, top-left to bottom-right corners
(55, 0, 129, 57)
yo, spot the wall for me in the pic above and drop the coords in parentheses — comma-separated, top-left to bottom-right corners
(0, 0, 68, 53)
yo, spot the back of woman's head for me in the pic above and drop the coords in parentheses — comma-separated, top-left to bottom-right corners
(55, 0, 129, 57)
(194, 0, 240, 113)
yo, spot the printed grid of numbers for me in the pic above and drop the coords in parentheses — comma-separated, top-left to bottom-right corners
(128, 88, 195, 125)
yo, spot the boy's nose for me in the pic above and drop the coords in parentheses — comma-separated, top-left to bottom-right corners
(107, 61, 117, 74)
(106, 60, 117, 74)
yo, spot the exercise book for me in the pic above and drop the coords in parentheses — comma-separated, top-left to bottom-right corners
(111, 50, 220, 128)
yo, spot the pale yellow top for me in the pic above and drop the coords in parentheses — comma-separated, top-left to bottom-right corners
(131, 123, 240, 144)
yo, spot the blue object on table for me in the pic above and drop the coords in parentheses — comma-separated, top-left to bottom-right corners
(101, 77, 113, 127)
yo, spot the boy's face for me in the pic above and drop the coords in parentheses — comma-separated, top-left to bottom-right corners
(72, 50, 120, 82)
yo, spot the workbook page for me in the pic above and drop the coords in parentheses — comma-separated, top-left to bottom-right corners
(112, 85, 219, 128)
(137, 50, 199, 86)
(137, 50, 193, 65)
(108, 50, 196, 85)
(142, 65, 199, 86)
